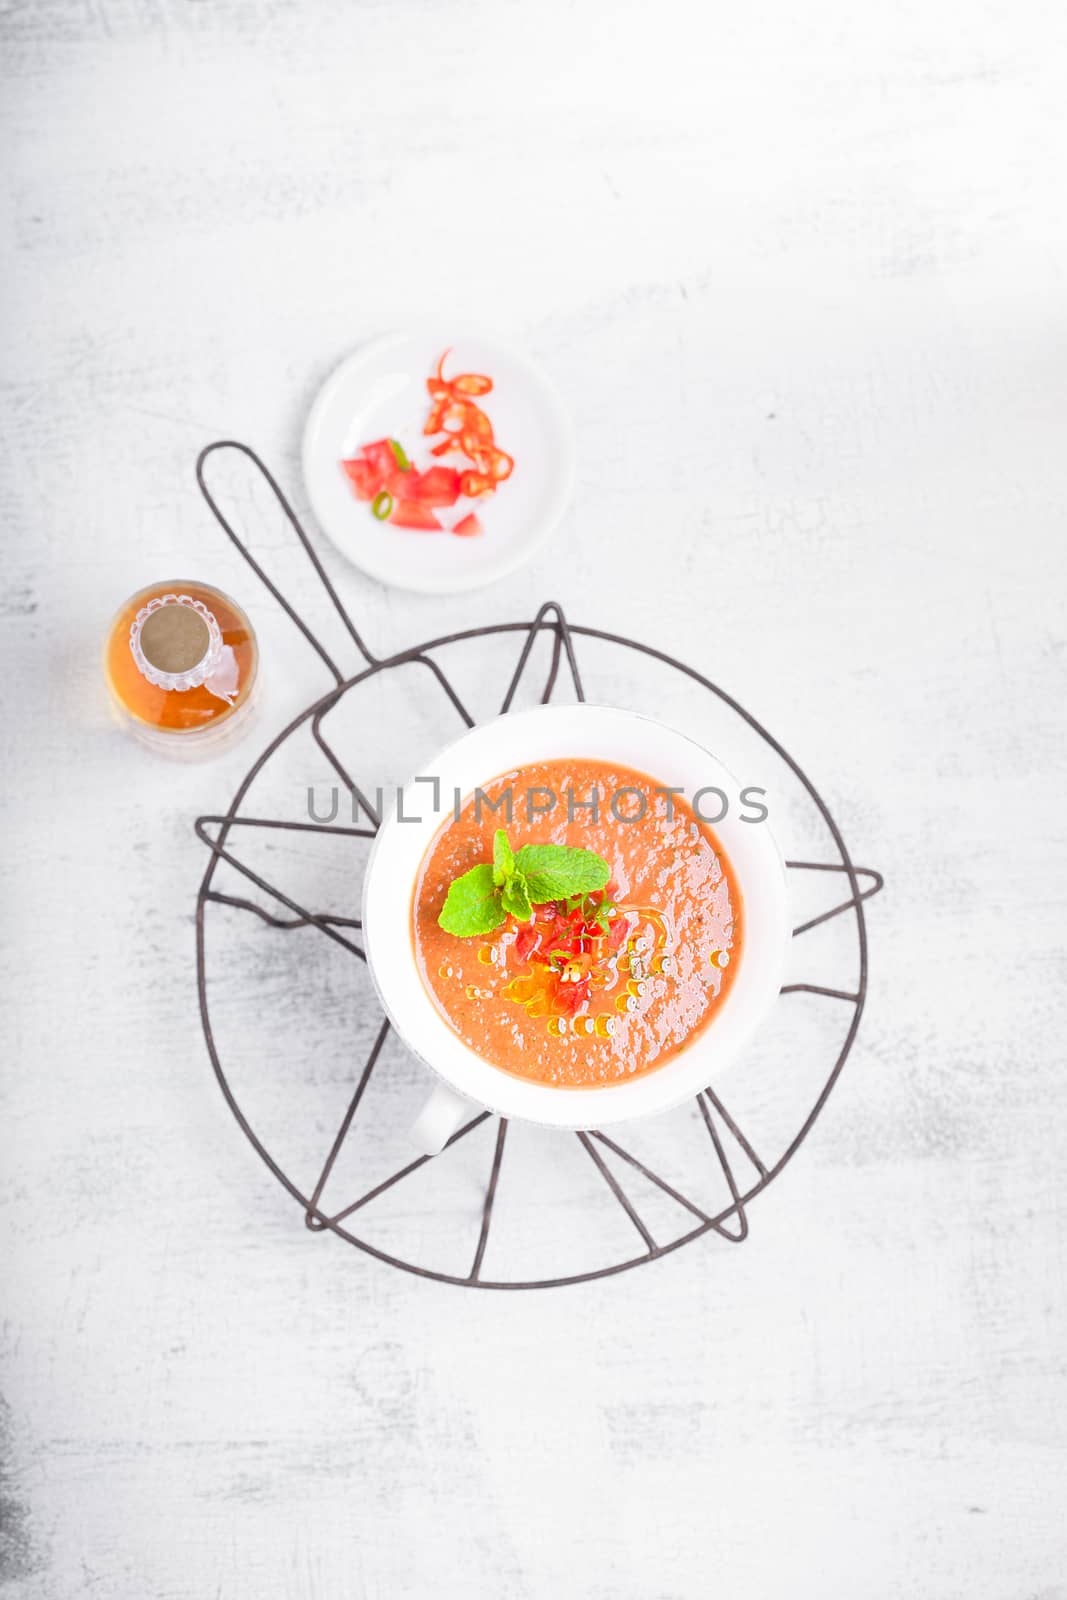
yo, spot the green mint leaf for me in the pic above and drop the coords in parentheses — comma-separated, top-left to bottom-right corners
(492, 828, 515, 887)
(438, 863, 506, 937)
(513, 844, 610, 903)
(501, 874, 532, 921)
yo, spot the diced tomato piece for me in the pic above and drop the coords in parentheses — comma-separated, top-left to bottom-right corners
(413, 467, 461, 508)
(559, 976, 591, 1015)
(389, 500, 442, 530)
(361, 439, 398, 478)
(607, 914, 631, 951)
(341, 458, 380, 500)
(514, 925, 539, 962)
(382, 467, 417, 500)
(452, 513, 482, 537)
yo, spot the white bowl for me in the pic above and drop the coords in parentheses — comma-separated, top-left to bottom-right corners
(362, 705, 791, 1137)
(302, 329, 575, 595)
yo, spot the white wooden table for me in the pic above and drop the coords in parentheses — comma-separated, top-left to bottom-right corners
(3, 2, 1066, 1595)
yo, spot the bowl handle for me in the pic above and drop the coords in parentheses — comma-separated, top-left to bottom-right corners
(410, 1080, 475, 1156)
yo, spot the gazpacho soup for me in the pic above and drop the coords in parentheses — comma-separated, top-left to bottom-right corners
(411, 760, 742, 1088)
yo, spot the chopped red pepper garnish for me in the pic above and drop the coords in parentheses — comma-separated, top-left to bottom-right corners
(451, 373, 493, 397)
(340, 352, 512, 535)
(462, 409, 494, 441)
(559, 976, 591, 1015)
(459, 470, 494, 498)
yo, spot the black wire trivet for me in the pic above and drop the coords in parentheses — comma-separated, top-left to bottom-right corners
(194, 442, 884, 1289)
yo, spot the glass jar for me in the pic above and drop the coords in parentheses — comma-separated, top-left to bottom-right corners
(105, 580, 259, 755)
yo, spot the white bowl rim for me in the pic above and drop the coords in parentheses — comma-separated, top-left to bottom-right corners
(360, 703, 791, 1129)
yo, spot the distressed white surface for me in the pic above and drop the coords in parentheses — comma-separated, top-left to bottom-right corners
(3, 1, 1067, 1596)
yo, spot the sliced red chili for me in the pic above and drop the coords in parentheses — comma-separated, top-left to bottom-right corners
(462, 409, 495, 442)
(461, 444, 494, 477)
(450, 373, 493, 397)
(459, 470, 494, 498)
(439, 403, 469, 435)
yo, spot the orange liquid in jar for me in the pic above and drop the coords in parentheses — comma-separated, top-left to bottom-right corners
(105, 579, 258, 737)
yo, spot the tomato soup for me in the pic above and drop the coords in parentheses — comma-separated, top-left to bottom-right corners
(411, 760, 742, 1088)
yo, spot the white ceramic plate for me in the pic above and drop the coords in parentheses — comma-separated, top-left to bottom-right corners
(302, 330, 575, 594)
(362, 704, 792, 1133)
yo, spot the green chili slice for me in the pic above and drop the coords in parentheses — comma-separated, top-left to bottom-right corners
(371, 490, 393, 521)
(388, 439, 411, 471)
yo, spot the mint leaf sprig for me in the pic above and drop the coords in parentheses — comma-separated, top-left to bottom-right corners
(438, 828, 610, 938)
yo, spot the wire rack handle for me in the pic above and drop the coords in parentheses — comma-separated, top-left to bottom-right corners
(195, 439, 377, 684)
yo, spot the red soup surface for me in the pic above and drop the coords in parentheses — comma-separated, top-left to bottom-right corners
(411, 759, 742, 1088)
